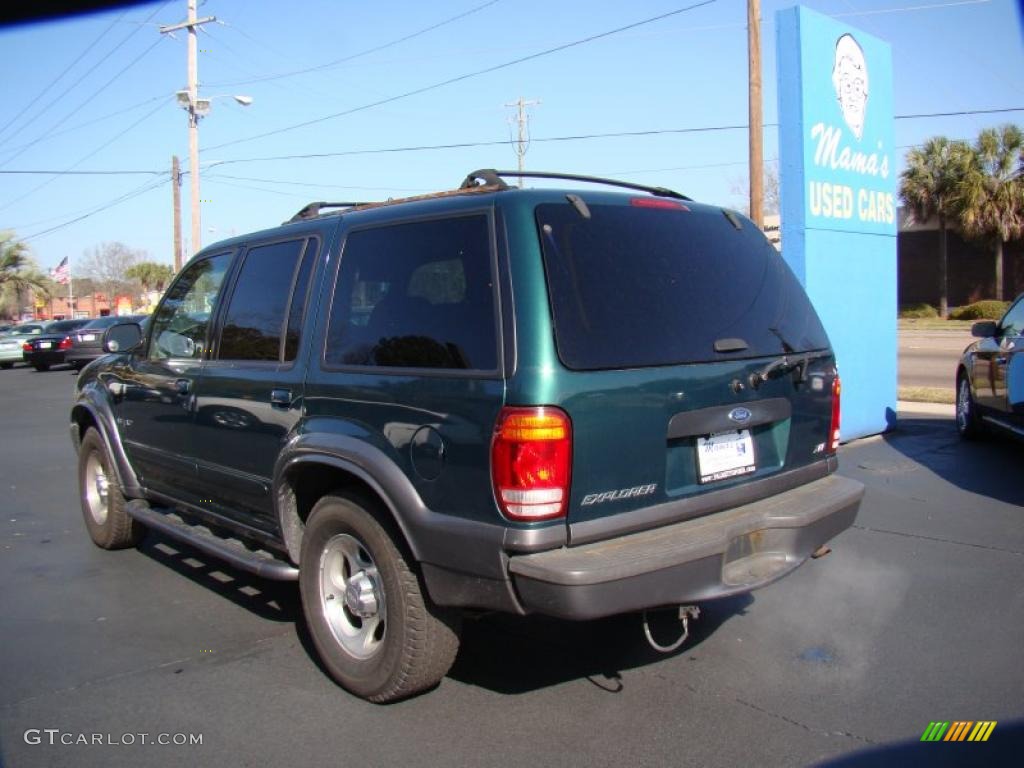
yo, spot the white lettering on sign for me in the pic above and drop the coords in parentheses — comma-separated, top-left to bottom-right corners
(807, 122, 894, 225)
(810, 123, 889, 178)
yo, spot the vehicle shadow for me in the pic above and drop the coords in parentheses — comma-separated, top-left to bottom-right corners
(879, 414, 1023, 506)
(446, 593, 753, 695)
(136, 531, 300, 623)
(134, 524, 754, 696)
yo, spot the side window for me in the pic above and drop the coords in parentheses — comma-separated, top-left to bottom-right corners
(325, 215, 496, 371)
(999, 298, 1024, 338)
(149, 254, 231, 360)
(217, 239, 306, 362)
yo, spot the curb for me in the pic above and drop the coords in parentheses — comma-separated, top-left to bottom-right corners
(897, 400, 955, 417)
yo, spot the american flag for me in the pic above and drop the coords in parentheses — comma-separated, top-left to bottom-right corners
(51, 256, 70, 285)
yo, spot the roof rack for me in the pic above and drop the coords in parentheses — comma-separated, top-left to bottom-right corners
(286, 201, 369, 224)
(459, 169, 691, 201)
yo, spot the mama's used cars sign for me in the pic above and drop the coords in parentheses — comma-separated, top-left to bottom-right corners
(777, 6, 897, 439)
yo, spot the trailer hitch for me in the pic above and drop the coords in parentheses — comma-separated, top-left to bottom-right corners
(642, 605, 701, 654)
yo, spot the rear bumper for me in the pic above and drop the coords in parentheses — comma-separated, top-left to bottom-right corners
(508, 473, 863, 620)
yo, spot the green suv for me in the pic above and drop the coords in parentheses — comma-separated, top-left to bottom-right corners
(71, 170, 863, 702)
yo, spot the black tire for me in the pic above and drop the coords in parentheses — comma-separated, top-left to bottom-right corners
(955, 370, 981, 440)
(33, 363, 49, 372)
(299, 492, 461, 703)
(78, 428, 143, 549)
(0, 362, 12, 369)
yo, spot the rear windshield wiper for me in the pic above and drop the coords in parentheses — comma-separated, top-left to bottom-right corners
(749, 350, 831, 389)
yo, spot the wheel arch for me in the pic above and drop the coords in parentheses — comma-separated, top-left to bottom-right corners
(70, 392, 142, 497)
(275, 454, 421, 567)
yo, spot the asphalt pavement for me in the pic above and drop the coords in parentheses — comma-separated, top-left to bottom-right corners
(1, 364, 1022, 768)
(898, 329, 973, 389)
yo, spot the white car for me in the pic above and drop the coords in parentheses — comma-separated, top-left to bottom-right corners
(0, 323, 47, 368)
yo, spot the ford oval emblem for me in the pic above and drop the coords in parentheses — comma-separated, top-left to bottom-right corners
(729, 407, 752, 424)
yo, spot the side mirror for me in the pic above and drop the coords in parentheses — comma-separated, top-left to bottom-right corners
(971, 321, 998, 338)
(104, 322, 144, 353)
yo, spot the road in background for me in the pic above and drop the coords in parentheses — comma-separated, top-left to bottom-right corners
(899, 329, 973, 389)
(1, 366, 1022, 768)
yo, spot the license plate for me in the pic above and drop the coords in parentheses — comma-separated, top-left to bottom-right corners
(82, 334, 96, 342)
(38, 341, 52, 349)
(697, 429, 755, 483)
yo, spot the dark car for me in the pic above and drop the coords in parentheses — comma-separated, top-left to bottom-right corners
(72, 169, 864, 702)
(23, 318, 92, 371)
(955, 293, 1024, 440)
(66, 315, 148, 371)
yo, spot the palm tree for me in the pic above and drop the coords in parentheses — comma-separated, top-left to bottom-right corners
(899, 137, 972, 318)
(956, 124, 1024, 301)
(0, 232, 50, 318)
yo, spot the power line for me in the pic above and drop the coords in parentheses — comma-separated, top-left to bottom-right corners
(0, 94, 173, 158)
(0, 99, 171, 213)
(0, 1, 172, 164)
(21, 177, 171, 242)
(205, 0, 504, 89)
(0, 35, 169, 170)
(0, 10, 127, 144)
(205, 0, 718, 153)
(2, 104, 1020, 180)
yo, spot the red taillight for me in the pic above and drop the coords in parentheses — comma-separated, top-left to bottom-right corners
(491, 407, 571, 522)
(828, 376, 841, 452)
(22, 342, 32, 352)
(630, 197, 690, 211)
(59, 336, 72, 350)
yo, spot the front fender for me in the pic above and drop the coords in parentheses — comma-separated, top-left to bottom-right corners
(71, 381, 143, 497)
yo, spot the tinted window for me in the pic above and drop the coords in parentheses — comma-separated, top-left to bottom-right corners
(325, 215, 496, 370)
(149, 254, 231, 360)
(1000, 298, 1024, 337)
(536, 203, 829, 370)
(218, 240, 305, 361)
(46, 320, 88, 333)
(284, 240, 317, 361)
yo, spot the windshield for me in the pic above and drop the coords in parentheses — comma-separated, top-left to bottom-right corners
(536, 202, 830, 370)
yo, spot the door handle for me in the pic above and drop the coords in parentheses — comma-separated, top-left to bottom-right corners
(174, 378, 192, 396)
(270, 388, 293, 408)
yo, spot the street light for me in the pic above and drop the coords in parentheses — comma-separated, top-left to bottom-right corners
(174, 90, 251, 255)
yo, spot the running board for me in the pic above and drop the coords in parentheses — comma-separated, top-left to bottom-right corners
(981, 415, 1024, 438)
(126, 500, 299, 581)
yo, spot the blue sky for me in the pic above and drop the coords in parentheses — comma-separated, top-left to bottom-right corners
(1, 0, 1022, 273)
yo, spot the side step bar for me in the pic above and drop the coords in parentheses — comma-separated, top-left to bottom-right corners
(126, 501, 299, 581)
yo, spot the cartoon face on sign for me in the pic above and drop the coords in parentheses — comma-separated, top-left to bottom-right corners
(832, 33, 868, 139)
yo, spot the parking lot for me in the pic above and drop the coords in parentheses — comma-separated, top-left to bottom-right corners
(1, 363, 1022, 768)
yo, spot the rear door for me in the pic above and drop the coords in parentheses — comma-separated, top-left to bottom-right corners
(992, 297, 1024, 422)
(189, 233, 324, 530)
(533, 199, 836, 529)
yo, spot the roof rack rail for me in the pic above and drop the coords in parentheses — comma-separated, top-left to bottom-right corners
(286, 201, 368, 224)
(459, 169, 690, 201)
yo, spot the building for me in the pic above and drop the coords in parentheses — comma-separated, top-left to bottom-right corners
(898, 208, 1024, 306)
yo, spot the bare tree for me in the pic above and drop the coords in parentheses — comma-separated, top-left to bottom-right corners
(79, 242, 146, 305)
(730, 163, 780, 217)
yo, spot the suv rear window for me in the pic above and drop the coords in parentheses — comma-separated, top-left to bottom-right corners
(536, 202, 829, 370)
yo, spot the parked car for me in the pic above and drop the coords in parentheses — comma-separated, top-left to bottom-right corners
(0, 322, 48, 368)
(22, 318, 92, 371)
(66, 315, 148, 371)
(955, 292, 1024, 440)
(72, 169, 864, 702)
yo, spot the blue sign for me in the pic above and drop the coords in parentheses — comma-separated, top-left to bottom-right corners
(777, 6, 897, 439)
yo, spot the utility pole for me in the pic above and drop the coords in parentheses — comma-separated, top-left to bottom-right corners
(748, 0, 764, 229)
(161, 1, 215, 257)
(171, 155, 183, 273)
(505, 97, 540, 187)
